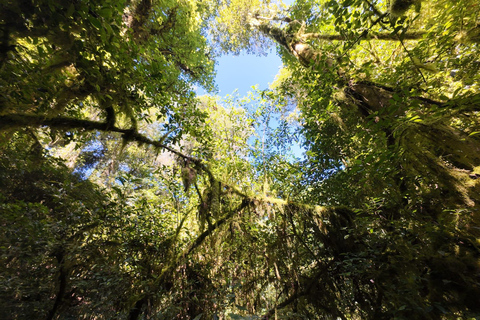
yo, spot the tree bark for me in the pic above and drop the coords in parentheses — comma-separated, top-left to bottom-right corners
(45, 249, 67, 320)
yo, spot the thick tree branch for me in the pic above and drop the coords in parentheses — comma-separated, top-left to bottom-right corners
(301, 31, 425, 41)
(364, 0, 385, 18)
(127, 297, 148, 320)
(126, 1, 180, 44)
(0, 113, 254, 199)
(0, 113, 192, 160)
(45, 249, 67, 320)
(127, 0, 153, 35)
(261, 290, 308, 319)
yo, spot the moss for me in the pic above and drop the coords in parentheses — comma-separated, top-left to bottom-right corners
(390, 0, 419, 17)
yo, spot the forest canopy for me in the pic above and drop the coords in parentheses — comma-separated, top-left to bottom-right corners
(1, 0, 480, 319)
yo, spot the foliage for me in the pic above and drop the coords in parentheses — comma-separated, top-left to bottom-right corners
(1, 0, 480, 319)
(255, 0, 480, 318)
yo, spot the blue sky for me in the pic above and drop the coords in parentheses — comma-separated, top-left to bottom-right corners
(214, 51, 282, 96)
(213, 0, 293, 96)
(205, 0, 304, 158)
(211, 50, 305, 159)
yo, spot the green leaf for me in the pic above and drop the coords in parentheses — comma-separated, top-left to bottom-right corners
(99, 8, 113, 19)
(65, 4, 75, 18)
(193, 314, 203, 320)
(407, 115, 421, 122)
(88, 16, 103, 30)
(37, 46, 45, 56)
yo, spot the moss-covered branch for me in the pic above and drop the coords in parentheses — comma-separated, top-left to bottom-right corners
(300, 31, 425, 41)
(127, 198, 252, 320)
(0, 113, 195, 160)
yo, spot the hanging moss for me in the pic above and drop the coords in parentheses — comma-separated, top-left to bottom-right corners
(210, 179, 221, 219)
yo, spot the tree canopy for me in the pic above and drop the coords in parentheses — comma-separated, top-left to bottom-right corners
(1, 0, 480, 319)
